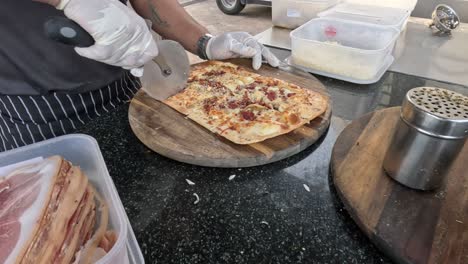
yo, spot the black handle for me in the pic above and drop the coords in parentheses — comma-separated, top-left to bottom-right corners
(44, 16, 94, 47)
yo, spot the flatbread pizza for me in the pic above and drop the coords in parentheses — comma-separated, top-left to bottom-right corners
(164, 61, 327, 145)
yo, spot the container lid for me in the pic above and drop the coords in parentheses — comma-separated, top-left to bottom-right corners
(402, 87, 468, 139)
(344, 0, 417, 11)
(318, 3, 410, 28)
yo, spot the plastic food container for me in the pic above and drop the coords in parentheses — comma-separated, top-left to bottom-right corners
(318, 1, 413, 64)
(272, 0, 340, 29)
(0, 134, 144, 264)
(290, 18, 399, 81)
(345, 0, 417, 11)
(286, 54, 394, 84)
(318, 3, 411, 31)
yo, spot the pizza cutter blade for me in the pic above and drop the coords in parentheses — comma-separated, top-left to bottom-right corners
(141, 40, 190, 101)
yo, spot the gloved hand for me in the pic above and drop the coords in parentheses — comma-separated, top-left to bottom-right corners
(205, 32, 280, 70)
(55, 0, 158, 76)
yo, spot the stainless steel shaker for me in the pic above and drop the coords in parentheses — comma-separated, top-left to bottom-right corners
(383, 87, 468, 190)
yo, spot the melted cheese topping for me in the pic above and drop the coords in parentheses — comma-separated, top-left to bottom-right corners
(164, 61, 327, 144)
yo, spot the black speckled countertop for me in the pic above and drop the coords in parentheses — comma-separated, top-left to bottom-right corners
(78, 67, 467, 263)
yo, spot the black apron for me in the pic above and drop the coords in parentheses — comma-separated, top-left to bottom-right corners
(0, 71, 141, 152)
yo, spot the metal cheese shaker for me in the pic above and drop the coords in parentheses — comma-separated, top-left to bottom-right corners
(383, 87, 468, 190)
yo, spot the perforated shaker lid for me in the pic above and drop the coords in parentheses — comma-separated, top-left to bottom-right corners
(401, 87, 468, 139)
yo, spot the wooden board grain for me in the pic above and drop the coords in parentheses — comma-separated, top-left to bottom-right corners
(330, 107, 468, 264)
(128, 59, 331, 167)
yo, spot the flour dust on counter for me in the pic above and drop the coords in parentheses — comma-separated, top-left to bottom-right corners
(186, 179, 196, 186)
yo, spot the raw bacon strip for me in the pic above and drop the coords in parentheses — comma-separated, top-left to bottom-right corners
(80, 188, 109, 264)
(0, 174, 41, 223)
(80, 208, 97, 249)
(73, 187, 109, 264)
(1, 157, 62, 264)
(54, 182, 95, 264)
(0, 221, 20, 263)
(70, 192, 97, 264)
(22, 164, 88, 264)
(19, 160, 72, 263)
(51, 167, 94, 263)
(2, 157, 114, 264)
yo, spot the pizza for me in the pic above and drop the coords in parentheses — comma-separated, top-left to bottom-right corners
(163, 61, 327, 145)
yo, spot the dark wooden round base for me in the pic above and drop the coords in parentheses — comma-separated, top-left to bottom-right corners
(330, 107, 467, 264)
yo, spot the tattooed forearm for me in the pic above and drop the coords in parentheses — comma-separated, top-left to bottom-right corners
(130, 0, 208, 53)
(147, 1, 169, 27)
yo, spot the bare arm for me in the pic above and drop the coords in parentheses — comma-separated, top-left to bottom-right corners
(130, 0, 209, 54)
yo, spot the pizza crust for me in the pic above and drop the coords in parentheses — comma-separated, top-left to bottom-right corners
(164, 61, 328, 145)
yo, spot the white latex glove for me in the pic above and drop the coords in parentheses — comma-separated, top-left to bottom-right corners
(205, 32, 280, 70)
(56, 0, 158, 76)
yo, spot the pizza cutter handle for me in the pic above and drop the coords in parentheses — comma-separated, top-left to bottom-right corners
(44, 16, 94, 48)
(152, 52, 173, 77)
(45, 17, 173, 77)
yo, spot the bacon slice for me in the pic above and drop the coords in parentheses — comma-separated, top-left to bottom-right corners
(53, 184, 95, 264)
(0, 156, 114, 264)
(73, 187, 109, 264)
(266, 91, 277, 101)
(0, 157, 62, 264)
(202, 70, 225, 77)
(240, 110, 256, 121)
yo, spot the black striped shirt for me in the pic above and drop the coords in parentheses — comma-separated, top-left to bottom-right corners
(0, 72, 141, 151)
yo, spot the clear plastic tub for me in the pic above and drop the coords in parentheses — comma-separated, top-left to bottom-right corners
(0, 134, 144, 264)
(345, 0, 417, 12)
(272, 0, 340, 29)
(290, 17, 399, 81)
(287, 55, 394, 84)
(318, 3, 411, 31)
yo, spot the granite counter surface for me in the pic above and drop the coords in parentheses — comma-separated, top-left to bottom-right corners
(78, 71, 467, 263)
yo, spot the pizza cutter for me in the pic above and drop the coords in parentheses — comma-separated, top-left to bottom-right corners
(43, 16, 190, 101)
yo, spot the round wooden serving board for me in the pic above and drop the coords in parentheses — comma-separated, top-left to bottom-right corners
(330, 107, 468, 264)
(129, 59, 331, 167)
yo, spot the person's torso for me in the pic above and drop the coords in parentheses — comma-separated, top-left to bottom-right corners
(0, 0, 125, 95)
